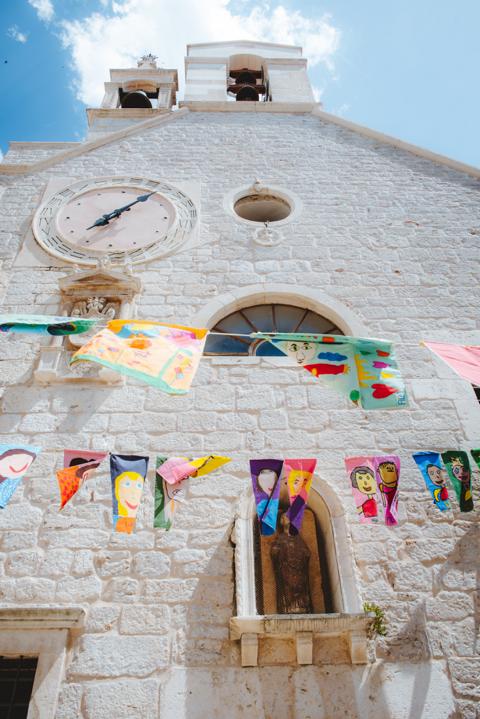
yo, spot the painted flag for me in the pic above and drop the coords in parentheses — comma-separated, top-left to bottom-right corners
(71, 320, 208, 393)
(470, 449, 480, 473)
(0, 314, 97, 335)
(154, 456, 188, 530)
(424, 341, 480, 386)
(250, 458, 283, 535)
(0, 444, 41, 508)
(412, 452, 450, 512)
(441, 451, 474, 512)
(156, 457, 197, 485)
(56, 450, 107, 509)
(255, 333, 407, 410)
(345, 456, 379, 524)
(373, 455, 400, 526)
(110, 453, 149, 533)
(284, 458, 316, 534)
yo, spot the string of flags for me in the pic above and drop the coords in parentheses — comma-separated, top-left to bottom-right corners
(0, 444, 478, 537)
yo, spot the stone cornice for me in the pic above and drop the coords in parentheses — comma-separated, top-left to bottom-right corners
(0, 107, 190, 177)
(0, 606, 85, 629)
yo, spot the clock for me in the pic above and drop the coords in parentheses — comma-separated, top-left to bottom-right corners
(33, 176, 198, 265)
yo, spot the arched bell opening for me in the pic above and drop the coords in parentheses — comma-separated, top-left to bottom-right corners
(119, 90, 153, 109)
(227, 54, 269, 102)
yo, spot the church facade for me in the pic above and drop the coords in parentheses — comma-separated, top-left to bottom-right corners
(0, 41, 478, 718)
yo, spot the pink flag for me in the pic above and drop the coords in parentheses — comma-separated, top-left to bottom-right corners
(424, 342, 480, 386)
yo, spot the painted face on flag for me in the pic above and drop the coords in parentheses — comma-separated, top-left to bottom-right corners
(352, 468, 376, 495)
(115, 472, 145, 517)
(284, 341, 317, 365)
(289, 470, 311, 496)
(427, 464, 445, 487)
(257, 469, 278, 496)
(378, 462, 398, 487)
(0, 449, 37, 481)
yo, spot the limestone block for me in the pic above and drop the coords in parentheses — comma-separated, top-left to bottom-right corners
(54, 682, 83, 719)
(425, 591, 473, 621)
(109, 531, 155, 550)
(56, 576, 102, 602)
(5, 549, 41, 576)
(84, 679, 160, 719)
(15, 577, 55, 602)
(39, 549, 74, 578)
(0, 531, 36, 552)
(104, 577, 140, 603)
(85, 606, 120, 633)
(120, 605, 170, 634)
(448, 658, 480, 699)
(133, 551, 171, 577)
(145, 579, 198, 603)
(95, 551, 132, 578)
(70, 635, 170, 678)
(155, 529, 188, 551)
(43, 529, 109, 549)
(72, 550, 95, 577)
(0, 504, 42, 531)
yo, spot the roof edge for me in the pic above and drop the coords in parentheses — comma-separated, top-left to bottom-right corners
(312, 107, 480, 180)
(0, 107, 190, 177)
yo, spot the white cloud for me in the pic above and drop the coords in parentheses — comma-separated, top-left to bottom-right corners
(60, 0, 340, 106)
(7, 25, 28, 43)
(28, 0, 54, 23)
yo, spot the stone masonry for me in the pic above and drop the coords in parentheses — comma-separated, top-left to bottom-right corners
(0, 100, 479, 717)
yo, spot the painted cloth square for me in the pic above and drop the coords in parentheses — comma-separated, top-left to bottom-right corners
(110, 453, 149, 533)
(441, 451, 474, 512)
(256, 333, 407, 410)
(0, 314, 97, 335)
(284, 458, 316, 534)
(0, 444, 41, 508)
(250, 459, 283, 535)
(154, 456, 188, 530)
(424, 341, 480, 386)
(412, 452, 450, 511)
(345, 456, 379, 523)
(470, 449, 480, 474)
(70, 320, 208, 393)
(57, 450, 107, 509)
(156, 457, 197, 485)
(373, 455, 400, 525)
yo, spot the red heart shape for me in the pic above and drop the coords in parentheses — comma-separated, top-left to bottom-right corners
(372, 383, 398, 399)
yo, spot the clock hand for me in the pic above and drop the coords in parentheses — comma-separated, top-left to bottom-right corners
(85, 191, 156, 230)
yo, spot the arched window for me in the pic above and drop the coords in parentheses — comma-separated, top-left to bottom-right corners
(204, 303, 344, 356)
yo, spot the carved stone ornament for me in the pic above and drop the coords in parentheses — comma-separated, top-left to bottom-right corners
(34, 267, 142, 385)
(253, 223, 283, 247)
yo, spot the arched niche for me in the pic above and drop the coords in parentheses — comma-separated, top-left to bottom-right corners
(230, 481, 372, 667)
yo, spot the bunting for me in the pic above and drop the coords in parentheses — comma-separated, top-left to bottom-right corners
(373, 455, 400, 526)
(71, 320, 208, 393)
(0, 444, 41, 508)
(110, 453, 149, 533)
(0, 314, 97, 335)
(257, 333, 408, 409)
(284, 458, 316, 534)
(56, 450, 107, 509)
(345, 456, 379, 523)
(412, 452, 450, 511)
(250, 459, 283, 535)
(424, 341, 480, 386)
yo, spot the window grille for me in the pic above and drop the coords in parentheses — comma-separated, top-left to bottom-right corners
(204, 304, 343, 356)
(0, 656, 38, 719)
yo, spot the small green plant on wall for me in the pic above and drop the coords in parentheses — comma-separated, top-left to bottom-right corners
(363, 602, 387, 637)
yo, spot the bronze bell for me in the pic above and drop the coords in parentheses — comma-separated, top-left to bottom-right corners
(236, 86, 259, 102)
(120, 90, 152, 109)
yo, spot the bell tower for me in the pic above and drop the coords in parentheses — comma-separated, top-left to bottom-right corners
(87, 53, 178, 136)
(182, 41, 315, 107)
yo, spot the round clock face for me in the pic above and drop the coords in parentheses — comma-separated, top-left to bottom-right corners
(33, 176, 197, 265)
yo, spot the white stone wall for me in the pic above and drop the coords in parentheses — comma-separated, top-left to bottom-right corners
(0, 111, 479, 718)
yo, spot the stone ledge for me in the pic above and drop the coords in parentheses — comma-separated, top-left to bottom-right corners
(0, 606, 85, 629)
(179, 101, 317, 113)
(230, 613, 374, 666)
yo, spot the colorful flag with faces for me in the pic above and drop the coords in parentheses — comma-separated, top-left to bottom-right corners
(441, 451, 474, 512)
(0, 444, 41, 508)
(284, 458, 316, 534)
(412, 452, 450, 511)
(110, 454, 149, 533)
(470, 449, 480, 473)
(423, 341, 480, 386)
(0, 314, 97, 335)
(156, 457, 197, 485)
(250, 459, 283, 535)
(154, 456, 188, 530)
(373, 455, 400, 526)
(56, 450, 107, 509)
(345, 456, 379, 524)
(71, 320, 208, 393)
(255, 333, 407, 410)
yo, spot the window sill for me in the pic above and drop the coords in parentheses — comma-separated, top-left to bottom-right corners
(230, 613, 374, 666)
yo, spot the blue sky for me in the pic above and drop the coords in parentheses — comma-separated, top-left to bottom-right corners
(1, 0, 480, 166)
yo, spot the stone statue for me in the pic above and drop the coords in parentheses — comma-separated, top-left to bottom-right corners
(270, 513, 313, 614)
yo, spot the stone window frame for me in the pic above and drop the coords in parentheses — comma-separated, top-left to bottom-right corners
(0, 607, 84, 718)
